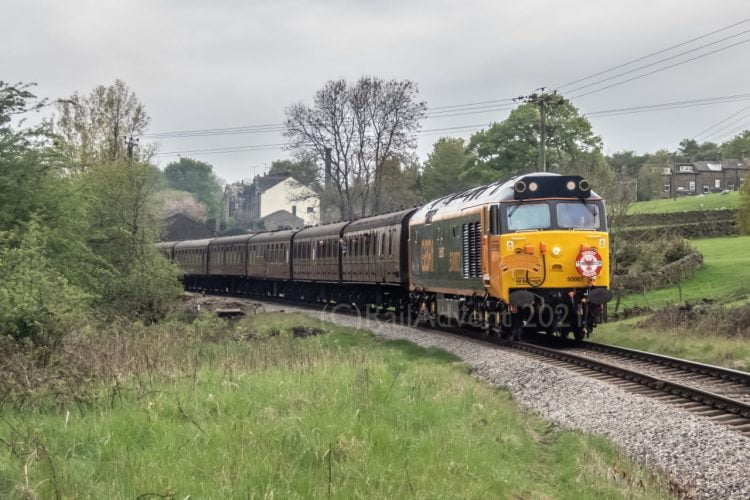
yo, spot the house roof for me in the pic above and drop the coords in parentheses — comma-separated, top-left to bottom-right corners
(689, 160, 749, 172)
(253, 174, 291, 193)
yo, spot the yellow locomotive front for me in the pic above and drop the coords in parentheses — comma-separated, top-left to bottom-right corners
(482, 175, 612, 340)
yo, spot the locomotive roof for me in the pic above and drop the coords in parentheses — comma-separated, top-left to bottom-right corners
(155, 241, 178, 249)
(410, 172, 602, 225)
(344, 208, 418, 233)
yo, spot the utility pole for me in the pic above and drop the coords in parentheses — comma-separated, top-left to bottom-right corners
(124, 135, 138, 164)
(514, 89, 565, 172)
(538, 99, 547, 172)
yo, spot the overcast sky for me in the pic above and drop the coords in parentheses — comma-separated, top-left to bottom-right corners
(4, 0, 750, 182)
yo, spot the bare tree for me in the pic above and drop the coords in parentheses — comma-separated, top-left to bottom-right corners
(283, 77, 426, 219)
(55, 79, 152, 169)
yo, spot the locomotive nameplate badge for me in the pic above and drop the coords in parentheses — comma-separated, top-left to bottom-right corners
(438, 246, 445, 258)
(575, 249, 603, 278)
(500, 253, 540, 273)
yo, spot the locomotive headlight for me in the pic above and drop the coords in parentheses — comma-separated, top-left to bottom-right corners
(528, 181, 538, 192)
(551, 246, 562, 256)
(566, 181, 576, 191)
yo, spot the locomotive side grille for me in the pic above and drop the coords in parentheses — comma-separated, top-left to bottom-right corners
(462, 222, 481, 278)
(462, 224, 469, 277)
(472, 222, 481, 277)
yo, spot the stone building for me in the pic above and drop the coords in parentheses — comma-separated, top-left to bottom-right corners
(162, 213, 214, 241)
(223, 173, 319, 229)
(661, 159, 748, 197)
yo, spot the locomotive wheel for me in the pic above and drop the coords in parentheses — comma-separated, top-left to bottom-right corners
(572, 328, 586, 342)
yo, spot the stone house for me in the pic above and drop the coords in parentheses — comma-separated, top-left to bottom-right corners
(223, 173, 319, 229)
(661, 159, 748, 197)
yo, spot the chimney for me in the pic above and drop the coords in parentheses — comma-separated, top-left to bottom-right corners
(324, 147, 332, 189)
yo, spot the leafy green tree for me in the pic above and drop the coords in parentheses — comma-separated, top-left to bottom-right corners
(607, 150, 650, 177)
(84, 160, 182, 322)
(464, 99, 608, 186)
(678, 138, 720, 162)
(421, 137, 471, 199)
(638, 149, 671, 200)
(163, 157, 223, 219)
(722, 130, 750, 160)
(738, 178, 750, 235)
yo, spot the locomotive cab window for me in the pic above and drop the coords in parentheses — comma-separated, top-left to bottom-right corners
(506, 203, 551, 231)
(556, 202, 600, 230)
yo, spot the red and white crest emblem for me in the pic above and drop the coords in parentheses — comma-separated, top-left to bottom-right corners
(575, 249, 603, 278)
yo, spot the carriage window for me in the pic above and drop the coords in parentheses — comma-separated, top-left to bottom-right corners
(506, 203, 551, 231)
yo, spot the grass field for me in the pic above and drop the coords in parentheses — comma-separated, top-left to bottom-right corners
(617, 235, 750, 310)
(603, 235, 750, 368)
(0, 313, 672, 499)
(596, 318, 750, 372)
(628, 191, 739, 214)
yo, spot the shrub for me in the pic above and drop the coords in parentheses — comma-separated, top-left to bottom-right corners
(738, 180, 750, 235)
(0, 221, 90, 356)
(96, 247, 182, 324)
(660, 236, 692, 263)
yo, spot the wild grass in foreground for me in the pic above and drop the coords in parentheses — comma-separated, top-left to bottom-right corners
(0, 313, 674, 499)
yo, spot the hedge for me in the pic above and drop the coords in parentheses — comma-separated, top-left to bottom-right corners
(611, 248, 704, 294)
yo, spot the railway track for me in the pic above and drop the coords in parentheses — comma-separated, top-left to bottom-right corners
(494, 337, 750, 437)
(196, 292, 750, 437)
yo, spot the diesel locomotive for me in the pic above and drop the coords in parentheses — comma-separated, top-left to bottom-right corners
(158, 173, 612, 339)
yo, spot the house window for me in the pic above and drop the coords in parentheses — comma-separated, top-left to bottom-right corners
(307, 206, 314, 213)
(715, 179, 721, 189)
(689, 181, 696, 192)
(703, 185, 709, 194)
(663, 182, 670, 192)
(729, 183, 735, 191)
(679, 165, 694, 173)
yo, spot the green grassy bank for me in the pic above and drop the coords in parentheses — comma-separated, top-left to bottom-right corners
(617, 235, 750, 310)
(629, 191, 739, 214)
(0, 313, 672, 499)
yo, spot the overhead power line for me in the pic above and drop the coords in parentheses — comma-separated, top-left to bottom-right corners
(693, 103, 750, 139)
(556, 16, 750, 89)
(585, 93, 750, 118)
(702, 113, 750, 142)
(569, 36, 750, 99)
(711, 120, 750, 142)
(565, 27, 750, 96)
